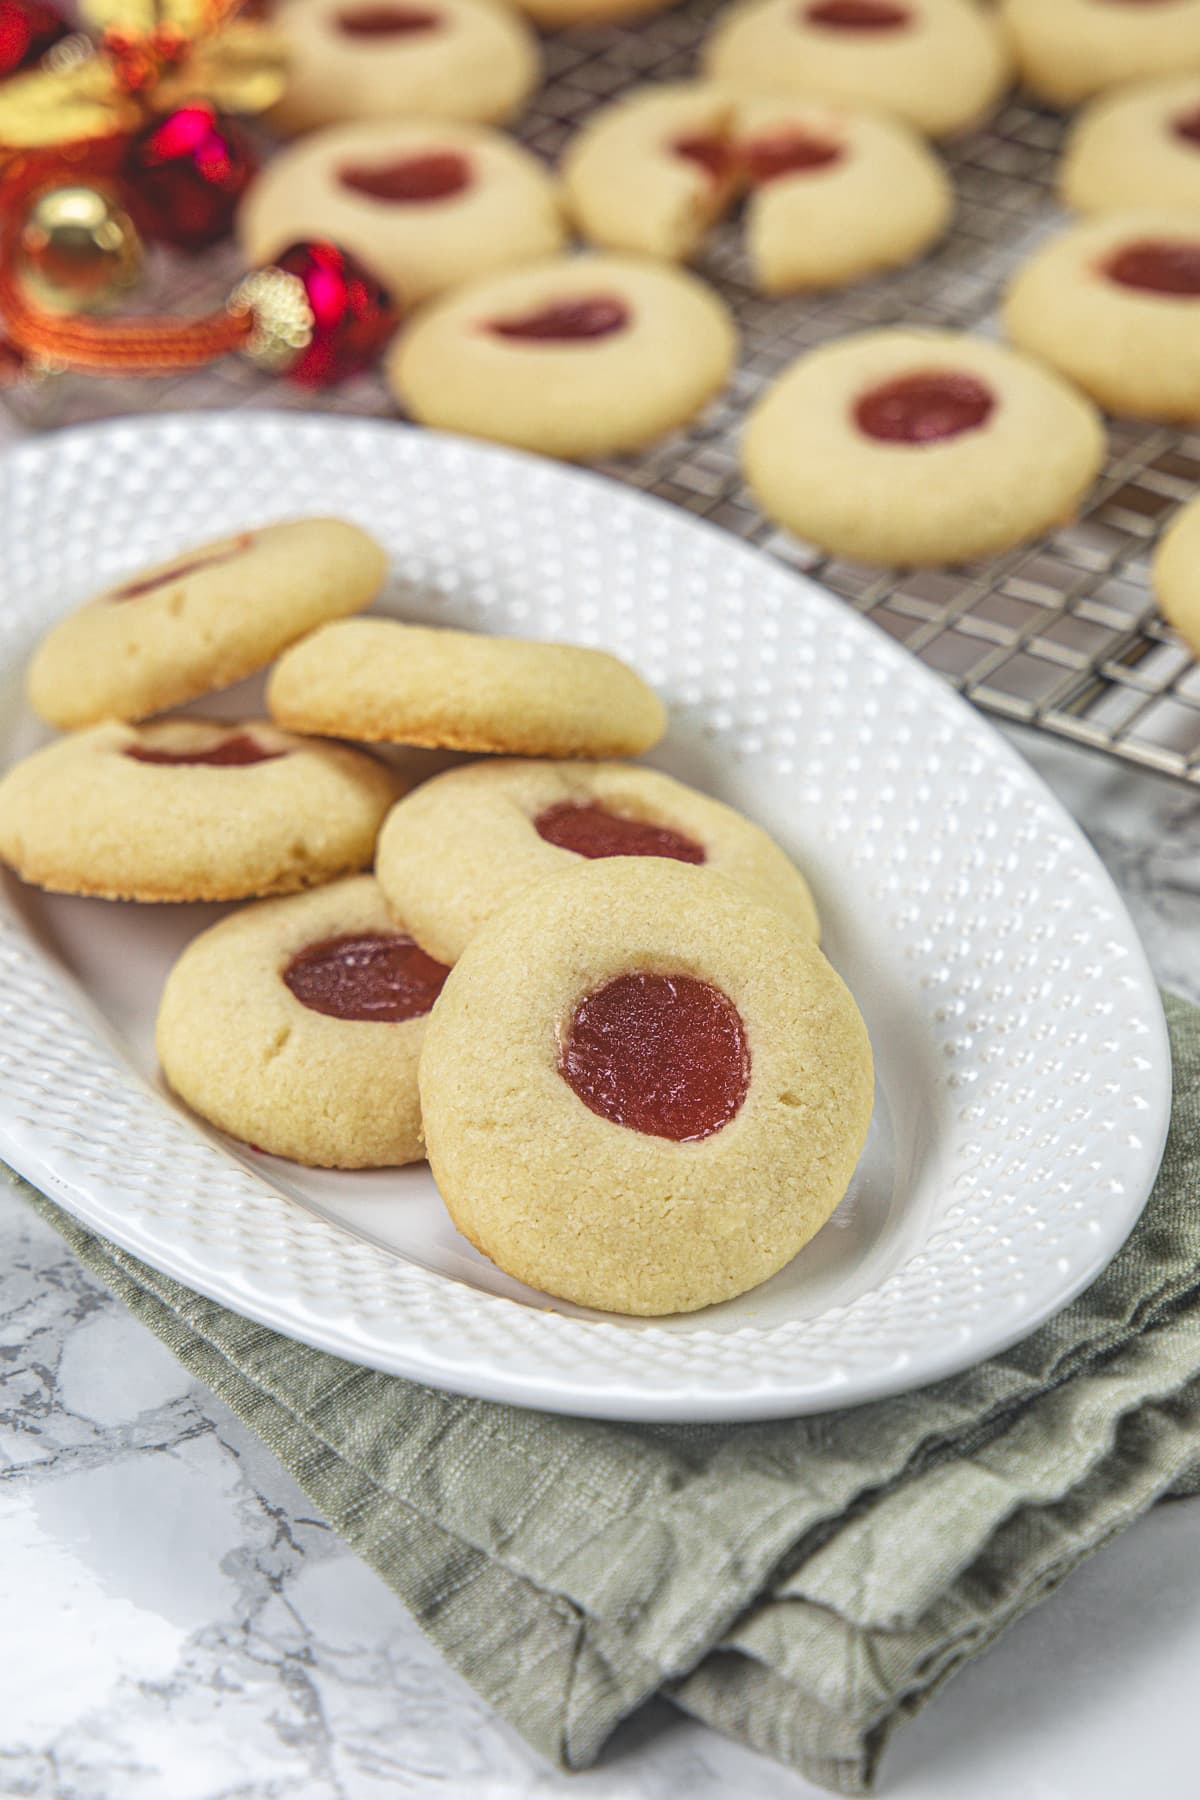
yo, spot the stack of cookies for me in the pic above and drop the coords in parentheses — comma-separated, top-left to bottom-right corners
(0, 518, 874, 1317)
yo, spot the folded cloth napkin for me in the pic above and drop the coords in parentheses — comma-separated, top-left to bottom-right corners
(5, 990, 1199, 1794)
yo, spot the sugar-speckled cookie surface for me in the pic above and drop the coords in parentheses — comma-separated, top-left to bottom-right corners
(1003, 0, 1200, 110)
(1152, 494, 1200, 661)
(157, 876, 449, 1167)
(742, 328, 1105, 566)
(268, 618, 667, 756)
(419, 857, 873, 1316)
(239, 120, 564, 307)
(563, 83, 951, 291)
(376, 758, 820, 964)
(0, 718, 403, 902)
(268, 0, 540, 135)
(703, 0, 1010, 140)
(1004, 213, 1200, 422)
(386, 253, 736, 460)
(1061, 78, 1200, 218)
(26, 518, 386, 730)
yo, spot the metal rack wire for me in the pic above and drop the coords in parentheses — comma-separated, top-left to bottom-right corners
(6, 0, 1200, 782)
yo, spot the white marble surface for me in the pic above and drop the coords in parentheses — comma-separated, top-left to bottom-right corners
(3, 725, 1200, 1800)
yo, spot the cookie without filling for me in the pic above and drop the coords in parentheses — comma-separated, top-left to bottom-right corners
(157, 876, 449, 1167)
(239, 119, 565, 307)
(419, 857, 874, 1315)
(1152, 494, 1200, 663)
(0, 718, 403, 902)
(376, 757, 820, 964)
(26, 517, 387, 730)
(267, 619, 668, 756)
(742, 328, 1106, 566)
(386, 253, 737, 460)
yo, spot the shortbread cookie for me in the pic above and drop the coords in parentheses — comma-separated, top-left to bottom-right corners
(1004, 213, 1200, 421)
(1151, 494, 1200, 660)
(562, 83, 951, 290)
(376, 759, 820, 964)
(419, 857, 873, 1315)
(0, 719, 402, 902)
(742, 329, 1105, 566)
(1061, 79, 1200, 218)
(239, 121, 564, 307)
(268, 619, 667, 756)
(268, 0, 539, 135)
(386, 254, 736, 460)
(26, 518, 386, 731)
(703, 0, 1010, 140)
(157, 876, 449, 1167)
(1002, 0, 1200, 110)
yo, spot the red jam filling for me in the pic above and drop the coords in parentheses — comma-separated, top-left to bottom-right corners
(534, 802, 706, 863)
(559, 972, 749, 1142)
(335, 4, 442, 35)
(1173, 104, 1200, 148)
(110, 533, 252, 602)
(672, 132, 739, 184)
(804, 0, 911, 29)
(854, 370, 995, 444)
(125, 733, 285, 767)
(338, 150, 471, 202)
(1103, 238, 1200, 296)
(283, 931, 450, 1022)
(743, 128, 845, 183)
(488, 296, 630, 341)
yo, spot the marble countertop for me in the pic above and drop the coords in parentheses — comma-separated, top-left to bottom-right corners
(3, 724, 1200, 1800)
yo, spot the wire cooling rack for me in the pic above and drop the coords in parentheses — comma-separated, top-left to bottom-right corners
(5, 0, 1200, 782)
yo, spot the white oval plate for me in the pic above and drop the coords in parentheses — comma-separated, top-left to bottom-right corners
(0, 414, 1171, 1421)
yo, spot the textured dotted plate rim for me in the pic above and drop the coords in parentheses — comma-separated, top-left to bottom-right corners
(0, 412, 1173, 1421)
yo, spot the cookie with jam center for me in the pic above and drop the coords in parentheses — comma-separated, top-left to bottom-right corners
(419, 857, 873, 1316)
(742, 328, 1105, 565)
(26, 517, 387, 730)
(267, 619, 667, 757)
(157, 876, 449, 1167)
(1002, 0, 1200, 110)
(0, 718, 403, 902)
(376, 757, 820, 964)
(1061, 78, 1200, 218)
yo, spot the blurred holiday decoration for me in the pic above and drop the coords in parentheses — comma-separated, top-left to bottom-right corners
(17, 177, 142, 308)
(0, 0, 72, 80)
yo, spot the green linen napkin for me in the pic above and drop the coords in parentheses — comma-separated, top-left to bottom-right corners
(6, 989, 1200, 1794)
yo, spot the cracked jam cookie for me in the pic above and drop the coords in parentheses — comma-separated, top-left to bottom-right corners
(375, 757, 820, 964)
(385, 253, 736, 460)
(418, 857, 873, 1315)
(239, 120, 564, 307)
(268, 0, 539, 135)
(1061, 78, 1200, 218)
(267, 619, 667, 757)
(157, 876, 449, 1166)
(703, 0, 1010, 140)
(0, 719, 403, 902)
(1002, 0, 1200, 110)
(742, 329, 1105, 566)
(26, 518, 387, 730)
(1004, 212, 1200, 422)
(562, 82, 952, 291)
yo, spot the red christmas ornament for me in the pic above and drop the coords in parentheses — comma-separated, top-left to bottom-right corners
(269, 240, 398, 387)
(0, 0, 69, 78)
(123, 101, 257, 251)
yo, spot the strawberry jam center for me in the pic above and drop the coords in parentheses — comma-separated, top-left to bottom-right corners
(338, 150, 471, 202)
(804, 0, 911, 29)
(488, 296, 630, 341)
(1172, 104, 1200, 147)
(1103, 238, 1200, 295)
(560, 972, 750, 1142)
(109, 533, 252, 601)
(672, 132, 739, 183)
(535, 802, 705, 863)
(743, 128, 844, 182)
(125, 733, 285, 767)
(283, 932, 450, 1022)
(335, 4, 442, 35)
(854, 370, 995, 443)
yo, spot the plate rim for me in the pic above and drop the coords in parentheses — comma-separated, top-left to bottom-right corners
(0, 411, 1173, 1421)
